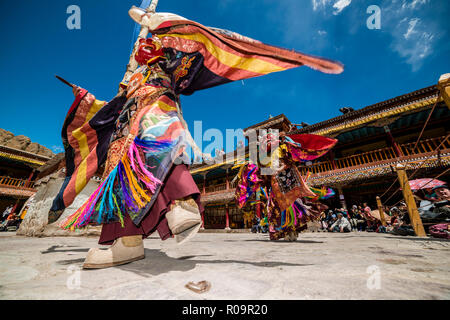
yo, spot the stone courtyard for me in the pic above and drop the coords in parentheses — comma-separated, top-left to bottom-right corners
(0, 231, 449, 300)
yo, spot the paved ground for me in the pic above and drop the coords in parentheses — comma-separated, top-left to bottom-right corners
(0, 231, 449, 300)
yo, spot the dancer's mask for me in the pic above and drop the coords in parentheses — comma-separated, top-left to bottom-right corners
(135, 38, 164, 66)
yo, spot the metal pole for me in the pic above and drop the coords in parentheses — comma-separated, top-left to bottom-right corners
(395, 164, 426, 237)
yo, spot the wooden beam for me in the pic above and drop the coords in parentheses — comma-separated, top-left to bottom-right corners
(396, 164, 427, 237)
(376, 196, 387, 227)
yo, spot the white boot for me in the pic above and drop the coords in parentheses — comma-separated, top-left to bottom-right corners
(166, 198, 202, 245)
(83, 235, 145, 269)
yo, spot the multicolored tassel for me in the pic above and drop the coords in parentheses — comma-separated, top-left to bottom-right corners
(307, 186, 335, 201)
(60, 137, 173, 230)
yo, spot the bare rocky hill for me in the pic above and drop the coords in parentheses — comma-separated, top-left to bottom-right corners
(0, 128, 54, 158)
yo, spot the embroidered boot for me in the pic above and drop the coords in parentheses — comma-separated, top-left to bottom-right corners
(166, 198, 202, 245)
(82, 235, 145, 269)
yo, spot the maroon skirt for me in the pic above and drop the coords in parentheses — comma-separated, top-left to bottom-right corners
(99, 164, 203, 245)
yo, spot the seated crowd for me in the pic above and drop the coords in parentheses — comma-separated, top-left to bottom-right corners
(318, 184, 450, 238)
(0, 204, 26, 232)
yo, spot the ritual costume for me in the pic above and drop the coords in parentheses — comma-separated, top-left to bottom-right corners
(235, 133, 337, 241)
(49, 8, 343, 268)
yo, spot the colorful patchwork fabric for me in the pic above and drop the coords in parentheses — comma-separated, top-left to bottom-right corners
(61, 88, 185, 229)
(286, 134, 338, 162)
(235, 163, 262, 209)
(146, 14, 343, 95)
(50, 90, 127, 214)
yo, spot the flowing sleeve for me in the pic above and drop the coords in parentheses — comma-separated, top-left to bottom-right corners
(49, 90, 127, 214)
(144, 13, 343, 95)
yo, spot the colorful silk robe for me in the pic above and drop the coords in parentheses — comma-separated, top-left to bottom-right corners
(55, 13, 343, 230)
(50, 91, 126, 214)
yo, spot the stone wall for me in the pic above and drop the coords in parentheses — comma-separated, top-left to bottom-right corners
(17, 170, 101, 237)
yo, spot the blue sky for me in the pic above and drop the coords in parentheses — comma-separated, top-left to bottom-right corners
(1, 0, 449, 154)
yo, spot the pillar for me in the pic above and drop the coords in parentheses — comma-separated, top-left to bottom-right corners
(10, 199, 21, 215)
(256, 190, 261, 219)
(376, 196, 387, 227)
(25, 170, 35, 188)
(202, 173, 206, 195)
(225, 204, 231, 231)
(329, 150, 337, 170)
(384, 126, 403, 157)
(336, 185, 348, 211)
(396, 164, 426, 237)
(200, 210, 205, 230)
(438, 73, 450, 110)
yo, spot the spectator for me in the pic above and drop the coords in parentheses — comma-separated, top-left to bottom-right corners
(397, 209, 411, 226)
(390, 207, 416, 236)
(347, 206, 358, 231)
(328, 212, 352, 233)
(319, 211, 328, 231)
(252, 217, 262, 233)
(356, 215, 367, 232)
(398, 201, 408, 212)
(389, 206, 400, 216)
(0, 213, 20, 232)
(360, 203, 376, 231)
(20, 205, 28, 221)
(431, 185, 450, 218)
(423, 188, 438, 201)
(2, 205, 13, 222)
(434, 185, 450, 201)
(363, 202, 371, 217)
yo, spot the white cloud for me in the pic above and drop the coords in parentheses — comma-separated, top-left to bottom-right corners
(401, 0, 429, 10)
(403, 18, 419, 39)
(312, 0, 351, 14)
(385, 5, 437, 72)
(392, 30, 434, 71)
(312, 0, 332, 11)
(333, 0, 352, 15)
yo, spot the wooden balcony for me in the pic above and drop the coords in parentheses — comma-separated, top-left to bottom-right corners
(197, 179, 238, 196)
(400, 137, 450, 156)
(205, 183, 227, 194)
(299, 136, 450, 176)
(0, 176, 35, 190)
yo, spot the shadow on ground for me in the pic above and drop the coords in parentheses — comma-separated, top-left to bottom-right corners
(223, 239, 324, 244)
(112, 249, 313, 278)
(41, 245, 90, 254)
(52, 248, 313, 278)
